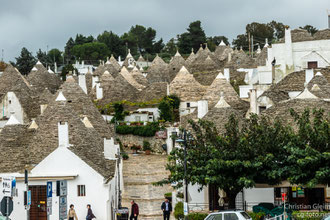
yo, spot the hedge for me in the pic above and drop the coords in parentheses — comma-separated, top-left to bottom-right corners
(115, 122, 160, 137)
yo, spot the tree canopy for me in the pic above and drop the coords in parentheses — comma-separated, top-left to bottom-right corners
(300, 25, 318, 36)
(160, 109, 329, 209)
(12, 47, 36, 75)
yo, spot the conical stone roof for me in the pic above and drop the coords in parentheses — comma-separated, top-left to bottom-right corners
(120, 67, 145, 90)
(307, 72, 330, 99)
(202, 72, 249, 114)
(146, 55, 170, 83)
(58, 78, 114, 138)
(131, 66, 149, 86)
(168, 50, 186, 82)
(169, 66, 206, 102)
(28, 62, 62, 94)
(110, 55, 121, 71)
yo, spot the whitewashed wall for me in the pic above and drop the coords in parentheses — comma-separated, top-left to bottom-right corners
(0, 92, 25, 123)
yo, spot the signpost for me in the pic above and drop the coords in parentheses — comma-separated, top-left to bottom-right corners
(59, 180, 67, 220)
(2, 177, 12, 197)
(47, 181, 52, 218)
(0, 197, 13, 218)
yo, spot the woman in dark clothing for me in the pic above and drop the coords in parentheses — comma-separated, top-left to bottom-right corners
(86, 204, 96, 220)
(130, 200, 139, 220)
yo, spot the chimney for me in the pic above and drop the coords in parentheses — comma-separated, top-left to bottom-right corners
(92, 76, 99, 88)
(40, 104, 48, 114)
(197, 100, 208, 119)
(228, 52, 232, 62)
(305, 69, 314, 84)
(82, 60, 85, 67)
(166, 83, 170, 96)
(96, 82, 103, 99)
(54, 62, 58, 74)
(58, 121, 69, 148)
(285, 28, 293, 67)
(224, 68, 230, 82)
(249, 89, 258, 114)
(78, 74, 87, 94)
(104, 138, 115, 159)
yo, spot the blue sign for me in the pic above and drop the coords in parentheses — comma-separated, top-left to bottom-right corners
(47, 181, 52, 198)
(27, 190, 31, 205)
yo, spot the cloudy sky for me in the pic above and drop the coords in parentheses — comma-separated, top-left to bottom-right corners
(0, 0, 329, 62)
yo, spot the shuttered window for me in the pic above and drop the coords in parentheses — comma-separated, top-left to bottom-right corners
(77, 185, 86, 197)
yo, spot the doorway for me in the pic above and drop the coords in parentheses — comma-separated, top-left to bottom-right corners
(29, 185, 47, 220)
(209, 184, 220, 210)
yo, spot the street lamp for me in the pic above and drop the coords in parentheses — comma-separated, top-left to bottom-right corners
(175, 130, 189, 219)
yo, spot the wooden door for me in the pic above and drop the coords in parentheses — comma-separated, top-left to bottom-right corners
(29, 185, 47, 220)
(209, 184, 220, 211)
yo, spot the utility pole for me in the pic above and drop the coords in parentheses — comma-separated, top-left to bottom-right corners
(183, 130, 188, 220)
(248, 33, 251, 56)
(1, 49, 3, 62)
(251, 35, 254, 58)
(25, 170, 30, 220)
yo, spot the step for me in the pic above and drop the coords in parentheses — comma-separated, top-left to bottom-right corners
(122, 184, 172, 200)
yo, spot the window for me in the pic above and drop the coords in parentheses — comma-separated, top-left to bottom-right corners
(8, 100, 11, 104)
(224, 213, 238, 220)
(307, 61, 318, 69)
(135, 116, 141, 122)
(240, 212, 251, 219)
(77, 185, 86, 197)
(206, 214, 222, 220)
(259, 106, 266, 113)
(186, 103, 190, 108)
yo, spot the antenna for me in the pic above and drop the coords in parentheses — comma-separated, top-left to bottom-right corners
(328, 9, 330, 29)
(1, 49, 3, 62)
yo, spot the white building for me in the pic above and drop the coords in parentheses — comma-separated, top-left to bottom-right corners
(0, 89, 122, 220)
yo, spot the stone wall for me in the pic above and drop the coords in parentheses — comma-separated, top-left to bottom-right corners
(116, 134, 167, 154)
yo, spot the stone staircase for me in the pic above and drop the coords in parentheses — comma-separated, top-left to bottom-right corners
(122, 154, 172, 220)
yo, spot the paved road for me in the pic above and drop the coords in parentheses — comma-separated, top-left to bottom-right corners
(122, 154, 173, 220)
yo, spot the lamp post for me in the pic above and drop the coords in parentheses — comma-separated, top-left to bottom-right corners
(176, 130, 189, 219)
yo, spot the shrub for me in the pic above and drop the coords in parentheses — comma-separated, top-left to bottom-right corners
(116, 122, 160, 137)
(176, 192, 184, 199)
(248, 212, 266, 220)
(164, 192, 172, 198)
(187, 213, 208, 220)
(174, 202, 184, 220)
(143, 140, 152, 151)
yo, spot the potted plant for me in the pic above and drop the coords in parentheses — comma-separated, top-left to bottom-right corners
(143, 140, 152, 155)
(122, 152, 129, 160)
(131, 144, 141, 154)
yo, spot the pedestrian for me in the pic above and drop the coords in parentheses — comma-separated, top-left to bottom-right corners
(161, 198, 172, 220)
(67, 204, 78, 220)
(86, 204, 96, 220)
(130, 200, 139, 220)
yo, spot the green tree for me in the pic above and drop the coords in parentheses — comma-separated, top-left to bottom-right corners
(178, 21, 206, 54)
(286, 109, 330, 186)
(36, 49, 52, 67)
(161, 114, 291, 208)
(64, 37, 75, 64)
(112, 103, 128, 122)
(72, 42, 109, 64)
(97, 31, 126, 58)
(300, 25, 318, 36)
(207, 36, 229, 51)
(232, 34, 248, 50)
(163, 38, 177, 55)
(177, 32, 192, 54)
(158, 95, 181, 122)
(13, 47, 37, 75)
(269, 20, 287, 40)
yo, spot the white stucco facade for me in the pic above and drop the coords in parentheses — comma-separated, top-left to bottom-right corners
(0, 147, 119, 220)
(0, 91, 26, 124)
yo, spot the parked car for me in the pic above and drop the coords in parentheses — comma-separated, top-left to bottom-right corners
(205, 210, 252, 220)
(322, 214, 330, 220)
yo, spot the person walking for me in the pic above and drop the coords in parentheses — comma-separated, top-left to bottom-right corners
(67, 204, 78, 220)
(161, 199, 172, 220)
(86, 204, 96, 220)
(130, 200, 139, 220)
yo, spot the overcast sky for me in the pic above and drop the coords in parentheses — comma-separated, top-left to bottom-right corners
(0, 0, 329, 62)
